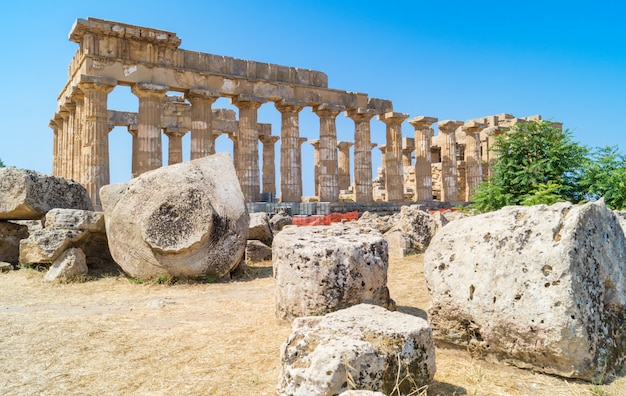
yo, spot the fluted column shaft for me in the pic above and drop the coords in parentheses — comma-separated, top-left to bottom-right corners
(347, 109, 376, 202)
(71, 89, 85, 182)
(309, 139, 321, 197)
(78, 78, 116, 210)
(409, 116, 438, 201)
(185, 89, 218, 159)
(64, 102, 77, 180)
(314, 105, 343, 203)
(337, 141, 353, 191)
(165, 129, 187, 165)
(58, 109, 70, 178)
(484, 126, 504, 178)
(463, 121, 486, 201)
(131, 83, 168, 175)
(260, 135, 280, 195)
(439, 120, 464, 202)
(275, 102, 304, 202)
(49, 117, 61, 177)
(378, 112, 409, 202)
(233, 96, 265, 202)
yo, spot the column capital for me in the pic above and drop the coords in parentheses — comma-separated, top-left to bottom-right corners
(377, 111, 409, 125)
(408, 116, 438, 129)
(461, 120, 487, 134)
(313, 103, 345, 117)
(184, 88, 220, 102)
(58, 108, 70, 120)
(131, 82, 169, 98)
(377, 144, 387, 153)
(274, 99, 306, 114)
(298, 137, 308, 146)
(309, 139, 320, 149)
(164, 128, 188, 138)
(345, 107, 377, 122)
(232, 94, 266, 109)
(438, 120, 464, 134)
(337, 141, 354, 149)
(482, 125, 505, 137)
(70, 86, 84, 101)
(77, 75, 117, 93)
(260, 134, 280, 144)
(48, 119, 59, 129)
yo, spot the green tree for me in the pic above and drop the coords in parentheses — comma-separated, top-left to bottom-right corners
(579, 146, 626, 209)
(0, 158, 5, 167)
(470, 120, 588, 212)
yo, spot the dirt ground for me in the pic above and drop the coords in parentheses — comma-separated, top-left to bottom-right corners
(1, 255, 624, 395)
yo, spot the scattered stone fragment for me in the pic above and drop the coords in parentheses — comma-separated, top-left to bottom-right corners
(278, 304, 436, 395)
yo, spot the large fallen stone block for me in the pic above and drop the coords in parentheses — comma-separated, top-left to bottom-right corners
(100, 153, 249, 280)
(273, 223, 394, 321)
(0, 168, 92, 220)
(384, 205, 438, 257)
(424, 200, 626, 382)
(0, 221, 29, 264)
(248, 212, 273, 245)
(278, 304, 436, 396)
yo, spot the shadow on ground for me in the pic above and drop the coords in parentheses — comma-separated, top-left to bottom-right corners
(396, 305, 429, 321)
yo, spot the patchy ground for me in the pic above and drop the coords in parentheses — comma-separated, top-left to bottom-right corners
(1, 255, 623, 395)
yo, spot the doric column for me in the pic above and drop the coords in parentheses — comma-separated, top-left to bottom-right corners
(184, 88, 219, 159)
(57, 108, 70, 178)
(308, 139, 321, 197)
(275, 100, 305, 202)
(378, 112, 409, 202)
(49, 116, 61, 177)
(164, 128, 187, 165)
(232, 94, 266, 202)
(131, 82, 169, 175)
(70, 88, 85, 182)
(401, 137, 414, 167)
(314, 103, 344, 202)
(438, 120, 464, 202)
(346, 108, 377, 202)
(226, 132, 239, 173)
(259, 134, 280, 196)
(483, 126, 504, 178)
(409, 116, 438, 201)
(337, 141, 353, 191)
(77, 76, 116, 210)
(377, 144, 387, 170)
(462, 120, 487, 201)
(127, 125, 139, 178)
(63, 99, 77, 181)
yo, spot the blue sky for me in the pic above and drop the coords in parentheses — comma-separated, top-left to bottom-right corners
(1, 1, 624, 196)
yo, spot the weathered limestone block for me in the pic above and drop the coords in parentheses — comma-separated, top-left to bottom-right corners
(431, 209, 467, 229)
(273, 223, 394, 321)
(384, 205, 438, 258)
(357, 211, 393, 234)
(246, 240, 272, 262)
(44, 247, 88, 282)
(43, 208, 104, 232)
(19, 229, 83, 264)
(0, 168, 92, 220)
(278, 304, 436, 396)
(249, 212, 273, 245)
(0, 221, 29, 264)
(269, 210, 292, 233)
(424, 200, 626, 382)
(101, 153, 249, 280)
(18, 209, 112, 268)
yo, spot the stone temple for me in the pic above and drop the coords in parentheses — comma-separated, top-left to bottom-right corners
(51, 18, 560, 210)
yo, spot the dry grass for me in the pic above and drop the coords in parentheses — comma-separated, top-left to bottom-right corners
(0, 256, 623, 395)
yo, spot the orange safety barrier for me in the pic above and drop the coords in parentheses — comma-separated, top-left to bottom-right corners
(291, 211, 359, 226)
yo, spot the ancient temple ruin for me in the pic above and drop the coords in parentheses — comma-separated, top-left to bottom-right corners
(51, 18, 559, 209)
